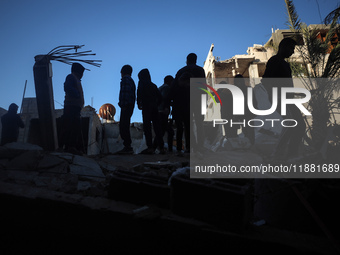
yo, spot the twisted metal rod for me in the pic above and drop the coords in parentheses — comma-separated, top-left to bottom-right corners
(46, 45, 102, 70)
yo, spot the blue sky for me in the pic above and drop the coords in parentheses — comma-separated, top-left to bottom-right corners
(0, 0, 338, 123)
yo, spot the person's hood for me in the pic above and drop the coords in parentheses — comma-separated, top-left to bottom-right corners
(8, 103, 19, 114)
(138, 68, 151, 84)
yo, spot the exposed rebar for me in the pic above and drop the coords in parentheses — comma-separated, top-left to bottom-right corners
(46, 45, 102, 70)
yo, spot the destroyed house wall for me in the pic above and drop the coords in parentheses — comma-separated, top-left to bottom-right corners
(19, 99, 102, 155)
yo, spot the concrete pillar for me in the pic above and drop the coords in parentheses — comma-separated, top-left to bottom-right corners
(248, 64, 259, 87)
(33, 55, 58, 151)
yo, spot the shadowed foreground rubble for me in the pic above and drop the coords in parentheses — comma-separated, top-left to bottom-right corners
(0, 142, 339, 254)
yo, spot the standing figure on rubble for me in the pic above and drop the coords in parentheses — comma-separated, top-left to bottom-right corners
(234, 74, 257, 145)
(217, 80, 238, 140)
(116, 65, 136, 155)
(1, 103, 25, 145)
(137, 68, 165, 154)
(153, 75, 175, 152)
(170, 53, 206, 155)
(262, 37, 305, 160)
(58, 63, 85, 155)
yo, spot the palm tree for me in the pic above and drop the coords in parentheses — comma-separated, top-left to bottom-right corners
(284, 0, 340, 150)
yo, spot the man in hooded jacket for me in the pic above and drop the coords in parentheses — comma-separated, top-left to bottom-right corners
(137, 68, 165, 154)
(58, 62, 85, 154)
(1, 103, 24, 145)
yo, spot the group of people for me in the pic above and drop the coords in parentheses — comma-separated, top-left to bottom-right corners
(1, 38, 307, 160)
(114, 39, 304, 159)
(116, 53, 206, 155)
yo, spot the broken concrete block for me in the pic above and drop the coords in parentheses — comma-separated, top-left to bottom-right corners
(103, 123, 120, 138)
(130, 125, 143, 140)
(6, 150, 43, 170)
(142, 161, 182, 170)
(50, 152, 74, 163)
(41, 161, 69, 174)
(228, 136, 252, 149)
(4, 142, 43, 151)
(77, 181, 92, 191)
(33, 173, 78, 193)
(37, 154, 67, 170)
(97, 160, 118, 172)
(7, 170, 39, 185)
(0, 146, 26, 159)
(70, 155, 105, 180)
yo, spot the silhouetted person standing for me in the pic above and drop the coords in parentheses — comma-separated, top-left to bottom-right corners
(137, 68, 164, 154)
(170, 72, 191, 154)
(234, 74, 257, 145)
(59, 63, 85, 155)
(154, 75, 175, 152)
(217, 81, 238, 139)
(171, 53, 206, 154)
(262, 38, 305, 159)
(117, 65, 136, 155)
(1, 103, 24, 145)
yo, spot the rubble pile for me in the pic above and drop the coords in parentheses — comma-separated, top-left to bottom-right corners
(0, 142, 108, 197)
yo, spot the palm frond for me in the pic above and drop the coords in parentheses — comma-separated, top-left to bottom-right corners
(324, 6, 340, 25)
(323, 44, 340, 78)
(284, 0, 301, 31)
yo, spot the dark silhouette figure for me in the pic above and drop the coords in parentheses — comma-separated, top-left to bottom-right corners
(262, 38, 305, 159)
(116, 65, 136, 155)
(153, 75, 175, 152)
(137, 68, 164, 154)
(234, 74, 257, 145)
(217, 81, 238, 139)
(218, 75, 257, 144)
(170, 72, 191, 154)
(58, 63, 85, 154)
(1, 103, 24, 145)
(171, 53, 206, 154)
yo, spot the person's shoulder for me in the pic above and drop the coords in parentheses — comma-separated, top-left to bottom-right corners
(65, 73, 77, 83)
(122, 76, 135, 84)
(176, 65, 188, 76)
(151, 82, 159, 90)
(65, 73, 74, 79)
(267, 55, 283, 64)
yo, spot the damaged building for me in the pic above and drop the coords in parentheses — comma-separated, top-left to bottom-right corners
(203, 25, 340, 124)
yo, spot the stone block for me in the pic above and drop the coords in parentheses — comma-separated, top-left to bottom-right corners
(103, 123, 120, 138)
(6, 150, 43, 170)
(37, 154, 67, 170)
(4, 142, 43, 151)
(70, 155, 105, 180)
